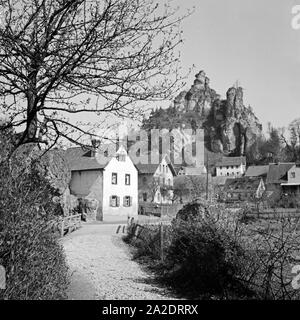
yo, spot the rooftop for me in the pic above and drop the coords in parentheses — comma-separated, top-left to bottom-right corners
(266, 163, 295, 185)
(245, 165, 269, 177)
(224, 176, 263, 192)
(215, 156, 246, 167)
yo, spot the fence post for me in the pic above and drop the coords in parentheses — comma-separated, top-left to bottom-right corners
(160, 222, 164, 262)
(60, 217, 64, 238)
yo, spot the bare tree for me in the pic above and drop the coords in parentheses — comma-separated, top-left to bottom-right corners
(0, 0, 188, 148)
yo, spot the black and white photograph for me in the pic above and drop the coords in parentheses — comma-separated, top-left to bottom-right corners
(1, 0, 300, 309)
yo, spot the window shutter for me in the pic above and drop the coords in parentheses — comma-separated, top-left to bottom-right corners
(109, 196, 113, 207)
(116, 196, 120, 207)
(130, 196, 133, 207)
(123, 196, 126, 207)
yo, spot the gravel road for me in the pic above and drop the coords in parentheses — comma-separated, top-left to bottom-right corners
(63, 223, 178, 300)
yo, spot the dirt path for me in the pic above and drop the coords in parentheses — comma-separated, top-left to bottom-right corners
(62, 223, 178, 300)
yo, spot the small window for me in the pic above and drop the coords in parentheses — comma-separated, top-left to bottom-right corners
(227, 166, 229, 169)
(110, 196, 119, 207)
(117, 154, 126, 162)
(143, 193, 147, 202)
(112, 173, 117, 184)
(227, 172, 229, 176)
(125, 174, 130, 185)
(142, 176, 147, 185)
(291, 172, 296, 179)
(168, 178, 171, 186)
(123, 196, 132, 207)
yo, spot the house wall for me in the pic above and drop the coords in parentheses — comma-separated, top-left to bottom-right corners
(102, 154, 138, 221)
(216, 163, 245, 177)
(69, 170, 104, 220)
(287, 165, 300, 184)
(138, 157, 175, 205)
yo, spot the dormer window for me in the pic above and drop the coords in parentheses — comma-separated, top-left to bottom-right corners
(117, 154, 126, 161)
(291, 172, 296, 179)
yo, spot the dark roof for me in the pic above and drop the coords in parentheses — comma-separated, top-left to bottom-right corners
(266, 163, 295, 185)
(136, 162, 177, 176)
(135, 163, 160, 174)
(64, 147, 111, 171)
(245, 165, 269, 177)
(215, 156, 246, 167)
(135, 154, 177, 176)
(224, 176, 263, 192)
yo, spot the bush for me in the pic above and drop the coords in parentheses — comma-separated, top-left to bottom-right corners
(0, 130, 69, 300)
(163, 202, 255, 299)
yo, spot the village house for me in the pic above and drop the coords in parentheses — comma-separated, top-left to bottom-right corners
(64, 144, 138, 222)
(215, 156, 246, 177)
(223, 176, 265, 202)
(266, 163, 295, 192)
(245, 165, 269, 183)
(280, 164, 300, 194)
(136, 154, 177, 205)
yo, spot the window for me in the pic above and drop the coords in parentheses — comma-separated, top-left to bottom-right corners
(227, 172, 229, 176)
(143, 193, 147, 202)
(117, 154, 126, 161)
(123, 196, 132, 207)
(220, 166, 223, 169)
(142, 176, 147, 185)
(291, 172, 296, 179)
(227, 166, 229, 169)
(110, 196, 119, 207)
(125, 174, 130, 185)
(112, 173, 117, 184)
(163, 165, 165, 173)
(159, 164, 162, 172)
(168, 178, 171, 186)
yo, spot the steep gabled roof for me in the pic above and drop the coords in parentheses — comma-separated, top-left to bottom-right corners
(135, 154, 177, 176)
(245, 165, 269, 177)
(224, 176, 263, 192)
(64, 146, 114, 171)
(215, 156, 246, 167)
(266, 163, 295, 185)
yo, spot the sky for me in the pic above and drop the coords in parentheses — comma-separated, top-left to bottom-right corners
(171, 0, 300, 131)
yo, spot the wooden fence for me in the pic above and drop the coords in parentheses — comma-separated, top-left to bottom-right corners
(59, 214, 82, 237)
(127, 219, 169, 261)
(138, 203, 184, 219)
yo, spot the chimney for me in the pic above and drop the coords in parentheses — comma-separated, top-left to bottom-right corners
(90, 137, 101, 157)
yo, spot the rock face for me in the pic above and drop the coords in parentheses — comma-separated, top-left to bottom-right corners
(173, 71, 262, 156)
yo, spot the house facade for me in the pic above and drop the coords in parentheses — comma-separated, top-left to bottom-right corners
(65, 145, 138, 222)
(281, 164, 300, 194)
(215, 156, 246, 177)
(136, 155, 176, 205)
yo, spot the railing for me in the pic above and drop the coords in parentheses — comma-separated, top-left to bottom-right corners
(60, 214, 82, 237)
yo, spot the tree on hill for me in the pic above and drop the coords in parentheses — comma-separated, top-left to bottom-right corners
(0, 0, 187, 148)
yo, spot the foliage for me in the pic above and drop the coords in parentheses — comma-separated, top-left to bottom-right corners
(0, 128, 69, 300)
(126, 200, 300, 300)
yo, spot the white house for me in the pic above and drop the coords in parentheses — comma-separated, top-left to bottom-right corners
(281, 164, 300, 194)
(65, 144, 138, 222)
(136, 154, 177, 204)
(215, 156, 246, 177)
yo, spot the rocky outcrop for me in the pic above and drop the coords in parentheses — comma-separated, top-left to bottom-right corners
(173, 71, 262, 156)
